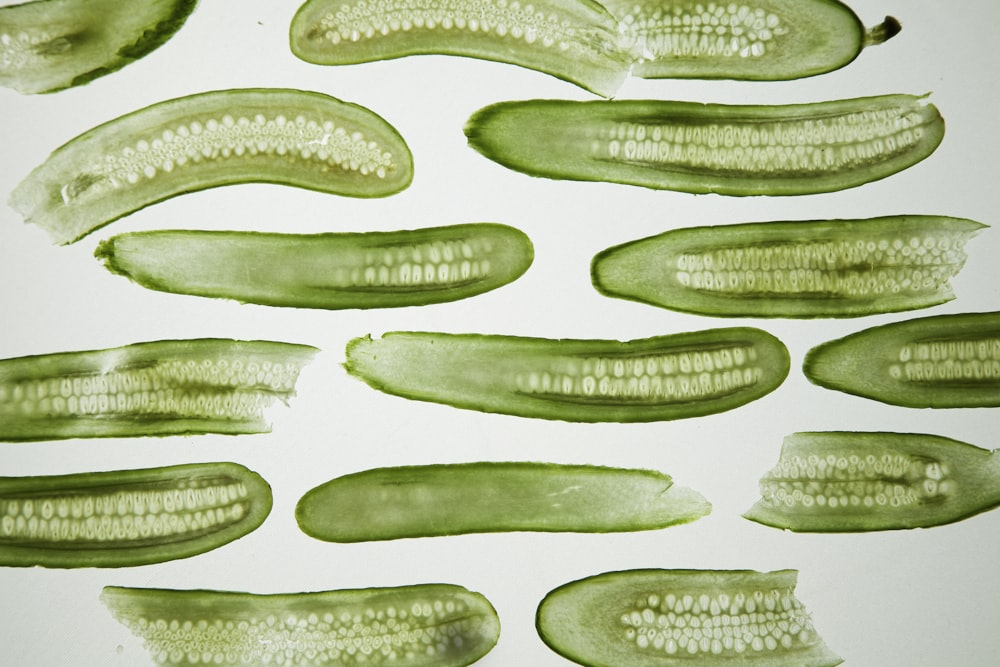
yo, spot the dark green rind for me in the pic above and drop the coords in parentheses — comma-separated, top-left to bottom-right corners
(343, 328, 789, 422)
(101, 583, 501, 667)
(803, 311, 1000, 408)
(536, 569, 843, 667)
(0, 338, 317, 441)
(289, 0, 633, 98)
(464, 95, 944, 196)
(605, 0, 894, 81)
(744, 432, 1000, 532)
(9, 88, 414, 244)
(0, 462, 271, 568)
(295, 461, 710, 542)
(94, 223, 533, 309)
(0, 0, 197, 94)
(591, 216, 985, 319)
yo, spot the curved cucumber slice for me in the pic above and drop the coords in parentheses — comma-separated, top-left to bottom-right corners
(289, 0, 633, 97)
(591, 216, 985, 319)
(0, 462, 271, 568)
(744, 432, 1000, 532)
(0, 0, 197, 94)
(803, 311, 1000, 408)
(465, 94, 944, 196)
(296, 461, 710, 542)
(95, 223, 533, 309)
(537, 568, 842, 666)
(344, 328, 789, 422)
(607, 0, 899, 81)
(102, 583, 501, 667)
(0, 338, 317, 441)
(9, 88, 414, 244)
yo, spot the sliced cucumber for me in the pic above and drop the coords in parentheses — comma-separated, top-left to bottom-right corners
(591, 216, 985, 318)
(296, 461, 710, 542)
(465, 94, 944, 196)
(344, 328, 789, 422)
(9, 88, 414, 244)
(744, 431, 1000, 532)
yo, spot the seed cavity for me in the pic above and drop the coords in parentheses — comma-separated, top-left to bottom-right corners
(352, 238, 493, 289)
(889, 337, 1000, 384)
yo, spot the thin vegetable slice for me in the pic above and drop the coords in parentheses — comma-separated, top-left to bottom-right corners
(0, 0, 197, 94)
(0, 462, 271, 568)
(537, 568, 842, 666)
(296, 461, 710, 542)
(0, 338, 317, 441)
(102, 583, 500, 667)
(591, 216, 985, 319)
(744, 432, 1000, 532)
(803, 311, 1000, 408)
(465, 94, 944, 196)
(289, 0, 633, 98)
(95, 223, 533, 309)
(344, 328, 789, 422)
(9, 88, 414, 244)
(606, 0, 899, 81)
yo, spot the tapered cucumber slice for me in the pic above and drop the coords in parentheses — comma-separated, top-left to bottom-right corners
(606, 0, 899, 81)
(744, 432, 1000, 532)
(102, 583, 500, 667)
(344, 328, 789, 422)
(289, 0, 633, 97)
(0, 462, 271, 568)
(0, 0, 197, 94)
(591, 216, 985, 318)
(537, 568, 842, 666)
(465, 94, 944, 196)
(803, 311, 1000, 408)
(9, 88, 414, 244)
(296, 462, 710, 542)
(0, 338, 317, 441)
(95, 223, 533, 309)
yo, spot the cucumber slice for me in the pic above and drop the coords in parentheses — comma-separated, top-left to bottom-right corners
(591, 215, 985, 318)
(9, 88, 413, 244)
(0, 0, 197, 94)
(296, 462, 710, 542)
(0, 462, 271, 568)
(803, 311, 1000, 408)
(464, 94, 944, 196)
(744, 432, 1000, 532)
(537, 568, 842, 666)
(95, 223, 533, 309)
(344, 328, 789, 422)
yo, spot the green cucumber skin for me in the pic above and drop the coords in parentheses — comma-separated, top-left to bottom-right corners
(537, 569, 843, 667)
(744, 432, 1000, 532)
(803, 311, 1000, 408)
(0, 0, 197, 94)
(95, 223, 533, 310)
(591, 216, 986, 319)
(0, 462, 271, 568)
(295, 462, 710, 542)
(9, 88, 414, 245)
(102, 583, 501, 667)
(0, 338, 317, 441)
(606, 0, 895, 81)
(289, 0, 632, 98)
(344, 328, 789, 422)
(464, 94, 944, 196)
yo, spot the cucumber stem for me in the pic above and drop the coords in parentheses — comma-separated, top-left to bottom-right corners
(865, 17, 902, 47)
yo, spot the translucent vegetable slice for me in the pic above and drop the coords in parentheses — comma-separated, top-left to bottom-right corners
(95, 223, 533, 309)
(591, 215, 985, 318)
(296, 461, 710, 542)
(344, 328, 789, 422)
(744, 432, 1000, 532)
(0, 462, 271, 568)
(9, 88, 414, 244)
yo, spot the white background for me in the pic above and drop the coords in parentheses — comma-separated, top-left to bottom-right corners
(1, 1, 998, 665)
